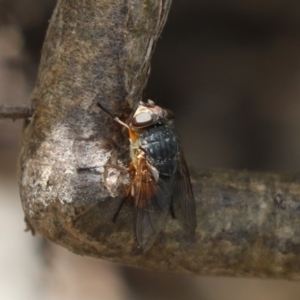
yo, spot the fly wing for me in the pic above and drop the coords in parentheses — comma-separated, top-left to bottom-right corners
(133, 159, 172, 252)
(172, 151, 197, 237)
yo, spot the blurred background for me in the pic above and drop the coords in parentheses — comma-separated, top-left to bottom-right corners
(1, 0, 300, 299)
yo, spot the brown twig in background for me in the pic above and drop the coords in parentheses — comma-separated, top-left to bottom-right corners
(17, 0, 300, 281)
(0, 104, 33, 120)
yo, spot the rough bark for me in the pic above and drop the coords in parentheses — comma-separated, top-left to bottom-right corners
(17, 0, 300, 280)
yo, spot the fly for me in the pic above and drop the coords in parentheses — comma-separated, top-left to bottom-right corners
(98, 100, 196, 252)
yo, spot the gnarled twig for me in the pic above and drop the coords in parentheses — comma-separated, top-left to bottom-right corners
(17, 0, 300, 280)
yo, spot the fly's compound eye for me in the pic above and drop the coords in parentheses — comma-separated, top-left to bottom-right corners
(132, 112, 154, 128)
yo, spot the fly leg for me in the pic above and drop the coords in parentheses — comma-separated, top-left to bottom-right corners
(110, 162, 135, 222)
(97, 102, 137, 141)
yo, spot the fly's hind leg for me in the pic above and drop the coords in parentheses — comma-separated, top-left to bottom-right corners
(108, 162, 135, 222)
(112, 185, 132, 222)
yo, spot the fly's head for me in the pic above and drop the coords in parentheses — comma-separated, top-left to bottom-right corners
(130, 100, 174, 131)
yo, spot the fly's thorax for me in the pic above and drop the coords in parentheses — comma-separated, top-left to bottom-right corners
(139, 125, 180, 176)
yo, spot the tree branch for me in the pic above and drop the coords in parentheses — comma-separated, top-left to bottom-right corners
(0, 104, 33, 120)
(18, 0, 300, 280)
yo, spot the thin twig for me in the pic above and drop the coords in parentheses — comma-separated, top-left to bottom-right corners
(0, 104, 33, 120)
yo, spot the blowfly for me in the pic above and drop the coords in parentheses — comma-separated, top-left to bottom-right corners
(99, 100, 196, 252)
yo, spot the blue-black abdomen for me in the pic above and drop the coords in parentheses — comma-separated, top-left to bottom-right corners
(139, 125, 179, 176)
